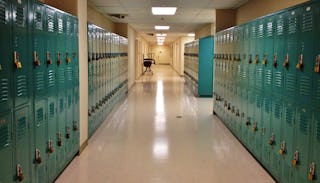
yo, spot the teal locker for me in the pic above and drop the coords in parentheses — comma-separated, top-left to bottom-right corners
(14, 106, 32, 183)
(269, 96, 282, 180)
(33, 100, 47, 183)
(0, 0, 13, 113)
(254, 93, 264, 160)
(72, 87, 79, 155)
(255, 18, 264, 91)
(65, 15, 73, 90)
(56, 95, 66, 171)
(65, 89, 73, 161)
(296, 4, 316, 104)
(12, 0, 31, 108)
(56, 11, 66, 92)
(281, 99, 295, 183)
(46, 97, 57, 182)
(283, 8, 299, 98)
(311, 109, 320, 182)
(261, 94, 272, 169)
(246, 89, 255, 151)
(294, 104, 312, 183)
(273, 13, 284, 95)
(0, 111, 13, 183)
(247, 21, 256, 88)
(314, 2, 320, 110)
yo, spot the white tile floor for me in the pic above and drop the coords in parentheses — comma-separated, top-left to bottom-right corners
(55, 65, 275, 183)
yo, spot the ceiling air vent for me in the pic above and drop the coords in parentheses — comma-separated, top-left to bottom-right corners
(108, 14, 128, 19)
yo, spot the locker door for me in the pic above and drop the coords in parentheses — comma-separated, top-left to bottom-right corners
(273, 13, 284, 96)
(56, 95, 65, 171)
(72, 87, 79, 155)
(65, 89, 73, 160)
(254, 93, 263, 160)
(315, 2, 320, 110)
(12, 0, 30, 108)
(0, 111, 13, 183)
(261, 94, 272, 168)
(33, 100, 46, 183)
(294, 104, 312, 183)
(255, 18, 264, 91)
(0, 0, 12, 113)
(47, 97, 57, 182)
(281, 100, 295, 183)
(14, 106, 31, 183)
(269, 96, 282, 180)
(247, 21, 256, 88)
(311, 109, 320, 183)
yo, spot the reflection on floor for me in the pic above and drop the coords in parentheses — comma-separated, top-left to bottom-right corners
(56, 65, 275, 183)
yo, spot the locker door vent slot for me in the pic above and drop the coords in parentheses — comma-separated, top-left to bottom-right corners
(0, 121, 10, 148)
(36, 108, 44, 127)
(0, 1, 8, 24)
(0, 78, 9, 102)
(17, 117, 26, 140)
(15, 4, 25, 27)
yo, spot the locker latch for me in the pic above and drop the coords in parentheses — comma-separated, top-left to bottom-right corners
(57, 52, 61, 65)
(292, 150, 299, 166)
(88, 110, 92, 117)
(73, 52, 76, 59)
(248, 54, 252, 64)
(273, 54, 278, 68)
(261, 127, 266, 136)
(34, 51, 41, 66)
(262, 54, 267, 65)
(269, 133, 275, 145)
(246, 117, 251, 126)
(254, 54, 259, 64)
(308, 162, 315, 181)
(283, 54, 289, 68)
(279, 141, 286, 155)
(224, 100, 228, 108)
(66, 127, 71, 139)
(66, 53, 71, 64)
(16, 164, 24, 182)
(73, 121, 78, 131)
(14, 51, 22, 69)
(314, 55, 320, 73)
(57, 133, 62, 147)
(47, 52, 52, 65)
(296, 54, 303, 70)
(231, 106, 235, 113)
(35, 148, 42, 164)
(241, 112, 245, 118)
(48, 140, 54, 154)
(227, 103, 231, 110)
(252, 122, 257, 132)
(236, 109, 240, 117)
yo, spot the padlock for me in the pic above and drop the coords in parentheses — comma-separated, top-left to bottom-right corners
(254, 54, 259, 64)
(236, 109, 240, 117)
(248, 54, 252, 64)
(283, 54, 289, 68)
(47, 52, 52, 65)
(17, 164, 24, 182)
(296, 54, 303, 70)
(292, 151, 299, 167)
(73, 121, 78, 131)
(246, 118, 251, 126)
(14, 51, 22, 69)
(279, 141, 286, 155)
(57, 52, 61, 65)
(269, 133, 275, 145)
(66, 53, 71, 64)
(308, 162, 315, 181)
(66, 127, 70, 139)
(262, 55, 267, 65)
(273, 54, 278, 68)
(314, 55, 320, 73)
(48, 140, 54, 154)
(35, 148, 42, 164)
(57, 133, 62, 147)
(252, 122, 257, 132)
(34, 51, 41, 66)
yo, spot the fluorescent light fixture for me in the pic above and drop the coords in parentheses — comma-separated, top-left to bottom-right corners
(158, 42, 164, 46)
(188, 33, 195, 37)
(156, 33, 167, 37)
(155, 26, 170, 30)
(152, 7, 177, 15)
(157, 37, 165, 41)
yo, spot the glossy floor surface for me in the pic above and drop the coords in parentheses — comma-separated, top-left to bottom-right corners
(56, 65, 275, 183)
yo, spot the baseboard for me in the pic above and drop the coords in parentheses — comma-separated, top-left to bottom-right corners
(78, 139, 88, 155)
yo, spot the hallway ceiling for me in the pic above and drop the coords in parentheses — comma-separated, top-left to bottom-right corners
(88, 0, 248, 44)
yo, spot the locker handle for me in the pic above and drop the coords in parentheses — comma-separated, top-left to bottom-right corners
(57, 133, 62, 147)
(47, 52, 52, 65)
(66, 53, 71, 64)
(252, 122, 257, 132)
(48, 140, 54, 154)
(73, 52, 76, 58)
(57, 52, 62, 65)
(17, 164, 24, 182)
(245, 118, 251, 126)
(309, 162, 315, 181)
(279, 141, 286, 155)
(73, 121, 79, 131)
(296, 54, 303, 70)
(66, 127, 70, 139)
(269, 133, 275, 145)
(35, 148, 42, 164)
(254, 54, 259, 64)
(248, 55, 252, 64)
(262, 55, 267, 65)
(261, 127, 266, 136)
(314, 55, 320, 73)
(283, 54, 289, 68)
(292, 150, 299, 166)
(14, 51, 22, 69)
(34, 51, 41, 66)
(273, 54, 278, 68)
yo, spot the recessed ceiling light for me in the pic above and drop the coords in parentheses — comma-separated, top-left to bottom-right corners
(158, 42, 164, 46)
(156, 33, 167, 37)
(155, 26, 170, 30)
(188, 33, 195, 37)
(152, 7, 177, 15)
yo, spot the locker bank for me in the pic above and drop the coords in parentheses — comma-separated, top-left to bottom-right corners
(0, 0, 317, 183)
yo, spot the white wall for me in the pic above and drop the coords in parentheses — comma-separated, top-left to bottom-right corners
(127, 25, 136, 89)
(172, 37, 194, 75)
(151, 45, 172, 65)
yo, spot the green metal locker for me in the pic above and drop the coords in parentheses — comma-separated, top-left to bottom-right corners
(12, 0, 31, 108)
(0, 0, 13, 113)
(311, 109, 320, 183)
(14, 106, 32, 183)
(46, 97, 57, 182)
(0, 111, 13, 183)
(261, 94, 272, 169)
(273, 13, 284, 95)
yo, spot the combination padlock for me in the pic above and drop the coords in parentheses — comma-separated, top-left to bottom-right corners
(66, 53, 71, 64)
(269, 133, 275, 145)
(57, 133, 62, 147)
(273, 54, 278, 68)
(34, 51, 41, 66)
(292, 150, 299, 167)
(296, 54, 303, 70)
(314, 55, 320, 73)
(283, 54, 289, 68)
(35, 148, 42, 164)
(252, 122, 257, 132)
(14, 51, 22, 69)
(57, 52, 62, 65)
(308, 162, 315, 181)
(248, 54, 252, 64)
(17, 164, 24, 182)
(254, 54, 259, 64)
(48, 140, 54, 154)
(47, 52, 52, 65)
(279, 141, 286, 155)
(66, 127, 70, 139)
